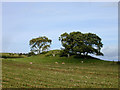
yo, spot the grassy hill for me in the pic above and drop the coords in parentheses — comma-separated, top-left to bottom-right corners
(1, 54, 118, 88)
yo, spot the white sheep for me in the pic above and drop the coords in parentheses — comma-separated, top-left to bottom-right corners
(62, 62, 65, 64)
(55, 62, 58, 64)
(81, 61, 83, 63)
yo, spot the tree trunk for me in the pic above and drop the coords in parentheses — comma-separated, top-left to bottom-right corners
(52, 54, 55, 57)
(67, 54, 70, 58)
(38, 49, 41, 54)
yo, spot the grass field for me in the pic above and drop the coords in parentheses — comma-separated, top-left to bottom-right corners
(1, 54, 118, 88)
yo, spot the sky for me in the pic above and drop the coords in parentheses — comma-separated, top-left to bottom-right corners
(2, 2, 118, 61)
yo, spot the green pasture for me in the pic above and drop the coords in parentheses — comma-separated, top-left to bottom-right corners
(1, 54, 118, 88)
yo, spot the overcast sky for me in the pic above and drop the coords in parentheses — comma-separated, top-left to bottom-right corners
(2, 2, 118, 61)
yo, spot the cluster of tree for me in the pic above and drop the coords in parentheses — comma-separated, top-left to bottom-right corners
(2, 53, 26, 58)
(29, 31, 103, 57)
(59, 31, 103, 57)
(9, 53, 27, 56)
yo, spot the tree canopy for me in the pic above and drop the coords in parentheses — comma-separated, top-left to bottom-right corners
(59, 31, 103, 56)
(29, 36, 52, 54)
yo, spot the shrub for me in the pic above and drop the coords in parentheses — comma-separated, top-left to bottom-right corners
(28, 52, 35, 57)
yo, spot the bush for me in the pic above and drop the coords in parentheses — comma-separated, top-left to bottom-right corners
(19, 53, 22, 56)
(59, 50, 71, 57)
(28, 52, 35, 57)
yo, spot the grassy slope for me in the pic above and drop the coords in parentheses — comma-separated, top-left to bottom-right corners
(2, 55, 118, 88)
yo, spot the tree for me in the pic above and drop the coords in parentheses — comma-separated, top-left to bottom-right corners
(59, 31, 103, 56)
(29, 36, 52, 54)
(84, 33, 103, 56)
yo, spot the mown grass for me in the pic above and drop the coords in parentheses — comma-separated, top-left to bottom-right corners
(2, 55, 118, 88)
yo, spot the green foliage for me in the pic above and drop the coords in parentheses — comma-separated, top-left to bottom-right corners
(59, 31, 104, 56)
(29, 36, 52, 54)
(28, 52, 36, 57)
(1, 53, 26, 58)
(59, 49, 69, 57)
(18, 53, 22, 56)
